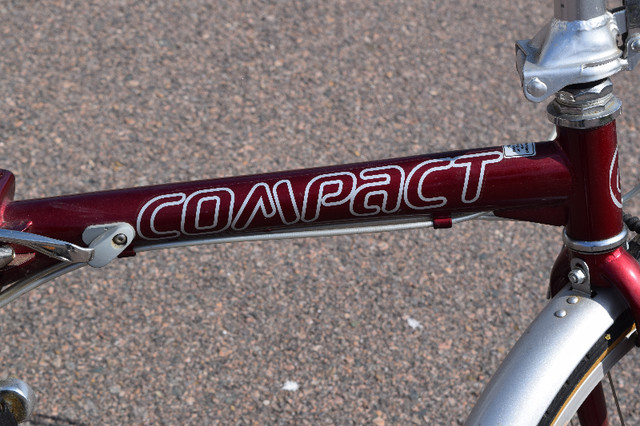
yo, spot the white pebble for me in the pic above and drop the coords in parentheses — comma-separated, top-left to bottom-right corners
(282, 381, 299, 391)
(407, 317, 422, 329)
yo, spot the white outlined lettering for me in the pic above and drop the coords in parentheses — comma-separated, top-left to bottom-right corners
(181, 188, 234, 235)
(136, 150, 507, 239)
(351, 166, 405, 216)
(232, 183, 277, 230)
(301, 172, 357, 222)
(404, 158, 451, 210)
(273, 179, 301, 225)
(453, 152, 503, 203)
(610, 147, 622, 208)
(137, 193, 186, 239)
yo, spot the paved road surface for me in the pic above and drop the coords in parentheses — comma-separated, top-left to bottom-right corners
(1, 1, 640, 424)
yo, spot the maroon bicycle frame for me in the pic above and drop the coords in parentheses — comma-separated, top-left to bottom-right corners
(0, 117, 638, 424)
(3, 141, 571, 244)
(0, 140, 569, 284)
(1, 122, 638, 319)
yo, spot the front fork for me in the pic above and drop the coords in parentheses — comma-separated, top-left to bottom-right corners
(547, 80, 640, 424)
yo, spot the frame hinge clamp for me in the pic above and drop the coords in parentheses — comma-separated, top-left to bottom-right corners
(0, 223, 134, 269)
(82, 223, 135, 267)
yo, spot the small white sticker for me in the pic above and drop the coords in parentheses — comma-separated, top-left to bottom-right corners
(503, 143, 536, 158)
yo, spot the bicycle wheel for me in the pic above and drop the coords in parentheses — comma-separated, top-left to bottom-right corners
(466, 285, 636, 425)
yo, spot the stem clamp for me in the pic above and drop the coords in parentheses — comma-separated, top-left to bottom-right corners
(516, 0, 640, 103)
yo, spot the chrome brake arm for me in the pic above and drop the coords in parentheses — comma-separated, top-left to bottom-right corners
(82, 223, 135, 268)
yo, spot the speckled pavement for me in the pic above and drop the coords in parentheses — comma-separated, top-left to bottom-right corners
(1, 1, 640, 424)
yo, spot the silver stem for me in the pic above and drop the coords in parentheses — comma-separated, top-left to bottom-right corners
(554, 0, 607, 21)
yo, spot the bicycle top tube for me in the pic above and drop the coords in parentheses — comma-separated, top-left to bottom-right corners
(0, 141, 570, 260)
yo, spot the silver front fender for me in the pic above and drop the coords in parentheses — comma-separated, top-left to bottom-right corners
(466, 285, 632, 425)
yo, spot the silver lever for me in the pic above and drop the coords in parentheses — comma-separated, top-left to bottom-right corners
(0, 229, 93, 263)
(0, 222, 135, 267)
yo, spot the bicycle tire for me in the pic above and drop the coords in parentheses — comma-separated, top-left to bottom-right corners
(541, 309, 635, 425)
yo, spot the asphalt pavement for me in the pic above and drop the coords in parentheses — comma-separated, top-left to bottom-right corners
(2, 1, 640, 424)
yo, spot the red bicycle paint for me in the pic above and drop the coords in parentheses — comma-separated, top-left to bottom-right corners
(0, 143, 569, 252)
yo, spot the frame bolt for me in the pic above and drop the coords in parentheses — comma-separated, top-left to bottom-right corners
(526, 77, 547, 98)
(630, 36, 640, 53)
(568, 268, 587, 285)
(112, 233, 128, 246)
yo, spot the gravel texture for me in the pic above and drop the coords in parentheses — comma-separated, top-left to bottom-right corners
(1, 1, 640, 424)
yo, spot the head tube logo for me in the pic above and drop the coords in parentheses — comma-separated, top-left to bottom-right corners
(610, 146, 622, 208)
